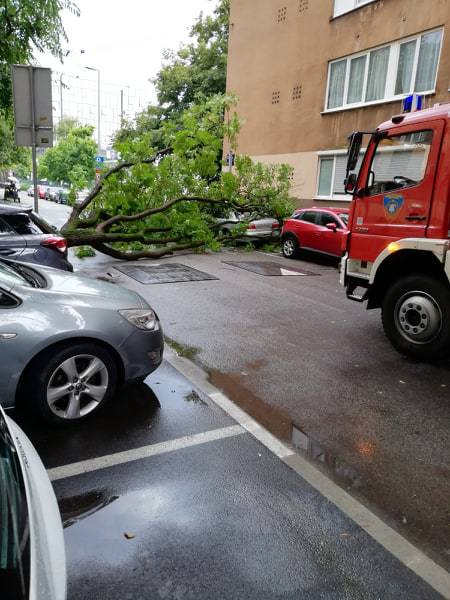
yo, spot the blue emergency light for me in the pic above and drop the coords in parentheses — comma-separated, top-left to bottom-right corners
(402, 93, 423, 113)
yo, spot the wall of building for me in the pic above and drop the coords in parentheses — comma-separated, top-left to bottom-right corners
(226, 0, 450, 207)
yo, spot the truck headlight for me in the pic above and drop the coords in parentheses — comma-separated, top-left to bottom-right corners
(119, 309, 158, 331)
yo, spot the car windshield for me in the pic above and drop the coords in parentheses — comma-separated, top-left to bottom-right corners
(1, 213, 47, 235)
(339, 213, 349, 225)
(0, 261, 33, 288)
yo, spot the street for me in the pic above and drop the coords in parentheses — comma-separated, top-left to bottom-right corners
(10, 197, 450, 598)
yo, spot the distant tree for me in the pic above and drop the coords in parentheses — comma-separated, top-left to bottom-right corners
(55, 116, 81, 140)
(154, 0, 229, 118)
(38, 125, 96, 187)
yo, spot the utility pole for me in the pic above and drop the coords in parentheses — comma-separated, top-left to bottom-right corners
(120, 88, 124, 123)
(85, 66, 101, 154)
(59, 73, 64, 122)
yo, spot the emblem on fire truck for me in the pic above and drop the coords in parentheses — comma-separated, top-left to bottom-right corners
(383, 194, 404, 219)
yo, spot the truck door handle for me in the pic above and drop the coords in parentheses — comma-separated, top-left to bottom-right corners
(405, 215, 426, 221)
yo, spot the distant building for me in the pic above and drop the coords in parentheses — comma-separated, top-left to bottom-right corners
(226, 0, 450, 207)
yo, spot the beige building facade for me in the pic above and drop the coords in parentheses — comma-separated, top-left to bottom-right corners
(226, 0, 450, 207)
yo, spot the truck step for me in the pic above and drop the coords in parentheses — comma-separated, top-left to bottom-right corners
(347, 291, 368, 302)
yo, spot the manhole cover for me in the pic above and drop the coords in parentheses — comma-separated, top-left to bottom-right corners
(115, 263, 219, 284)
(221, 261, 321, 276)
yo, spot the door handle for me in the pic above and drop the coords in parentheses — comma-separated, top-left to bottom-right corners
(0, 248, 14, 255)
(405, 215, 426, 221)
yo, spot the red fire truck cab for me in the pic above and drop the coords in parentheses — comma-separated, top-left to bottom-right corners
(341, 102, 450, 361)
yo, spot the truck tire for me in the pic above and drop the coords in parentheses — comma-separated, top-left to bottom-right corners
(381, 274, 450, 361)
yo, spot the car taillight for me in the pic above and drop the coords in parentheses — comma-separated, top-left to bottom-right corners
(271, 222, 280, 229)
(41, 236, 67, 253)
(247, 223, 257, 230)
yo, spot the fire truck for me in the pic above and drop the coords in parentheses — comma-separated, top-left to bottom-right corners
(341, 97, 450, 361)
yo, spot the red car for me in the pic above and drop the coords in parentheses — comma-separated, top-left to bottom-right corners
(281, 207, 350, 259)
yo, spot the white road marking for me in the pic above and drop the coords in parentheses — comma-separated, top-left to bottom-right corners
(165, 349, 450, 600)
(48, 424, 244, 482)
(280, 268, 302, 276)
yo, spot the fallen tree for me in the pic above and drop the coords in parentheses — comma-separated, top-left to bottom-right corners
(61, 95, 295, 260)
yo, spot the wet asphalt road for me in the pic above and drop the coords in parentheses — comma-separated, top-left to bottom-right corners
(71, 248, 450, 572)
(10, 362, 444, 599)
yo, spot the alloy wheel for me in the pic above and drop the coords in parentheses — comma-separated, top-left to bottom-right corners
(46, 354, 109, 419)
(283, 239, 296, 257)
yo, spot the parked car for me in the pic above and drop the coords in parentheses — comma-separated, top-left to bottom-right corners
(27, 185, 34, 196)
(281, 207, 349, 259)
(0, 202, 73, 271)
(0, 259, 164, 423)
(57, 188, 69, 204)
(217, 211, 280, 240)
(45, 186, 59, 202)
(0, 405, 66, 599)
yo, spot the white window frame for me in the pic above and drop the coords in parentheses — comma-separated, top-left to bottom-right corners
(324, 28, 443, 113)
(316, 150, 352, 202)
(333, 0, 376, 18)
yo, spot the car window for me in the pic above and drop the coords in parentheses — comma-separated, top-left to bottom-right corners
(0, 218, 14, 236)
(339, 213, 349, 226)
(0, 290, 18, 307)
(0, 411, 30, 599)
(318, 212, 340, 227)
(297, 211, 317, 224)
(2, 214, 45, 235)
(0, 262, 33, 288)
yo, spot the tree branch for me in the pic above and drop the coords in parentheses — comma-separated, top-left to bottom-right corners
(92, 240, 205, 261)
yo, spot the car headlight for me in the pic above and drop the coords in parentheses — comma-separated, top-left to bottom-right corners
(119, 309, 158, 331)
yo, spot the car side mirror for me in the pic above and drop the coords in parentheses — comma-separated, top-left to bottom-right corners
(326, 223, 337, 231)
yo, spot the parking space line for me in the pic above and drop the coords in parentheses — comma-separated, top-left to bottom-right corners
(165, 350, 450, 600)
(47, 424, 244, 482)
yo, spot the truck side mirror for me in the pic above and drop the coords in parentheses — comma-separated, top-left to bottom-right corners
(344, 172, 357, 194)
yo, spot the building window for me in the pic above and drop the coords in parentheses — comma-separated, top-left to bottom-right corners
(325, 29, 443, 111)
(333, 0, 375, 18)
(316, 153, 363, 200)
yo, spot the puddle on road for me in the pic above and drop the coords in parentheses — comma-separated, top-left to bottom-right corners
(59, 489, 119, 528)
(210, 369, 361, 490)
(209, 369, 450, 569)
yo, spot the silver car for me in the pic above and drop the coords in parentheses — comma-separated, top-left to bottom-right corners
(0, 259, 163, 423)
(0, 405, 66, 598)
(217, 211, 280, 239)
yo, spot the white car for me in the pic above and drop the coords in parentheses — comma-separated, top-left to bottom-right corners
(0, 406, 66, 598)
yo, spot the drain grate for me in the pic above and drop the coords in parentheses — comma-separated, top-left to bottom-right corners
(222, 261, 321, 277)
(115, 263, 219, 284)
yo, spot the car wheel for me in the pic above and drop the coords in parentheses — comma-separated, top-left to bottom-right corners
(32, 343, 118, 423)
(381, 275, 450, 361)
(282, 235, 298, 259)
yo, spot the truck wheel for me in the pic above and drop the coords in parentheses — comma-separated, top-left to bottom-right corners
(381, 275, 450, 361)
(282, 235, 299, 259)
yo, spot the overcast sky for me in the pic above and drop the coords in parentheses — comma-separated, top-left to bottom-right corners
(38, 0, 215, 98)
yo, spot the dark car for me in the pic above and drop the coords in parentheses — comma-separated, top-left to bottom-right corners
(281, 207, 350, 259)
(0, 202, 73, 271)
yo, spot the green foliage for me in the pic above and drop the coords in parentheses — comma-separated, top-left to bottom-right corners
(38, 125, 96, 188)
(154, 0, 229, 119)
(64, 95, 294, 260)
(0, 0, 79, 113)
(0, 111, 31, 178)
(75, 246, 96, 258)
(55, 117, 81, 140)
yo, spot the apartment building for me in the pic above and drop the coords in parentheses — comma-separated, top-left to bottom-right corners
(226, 0, 450, 207)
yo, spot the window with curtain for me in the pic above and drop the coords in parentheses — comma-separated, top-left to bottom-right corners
(318, 158, 334, 196)
(326, 29, 442, 111)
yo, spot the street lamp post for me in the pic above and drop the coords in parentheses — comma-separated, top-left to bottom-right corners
(85, 66, 101, 154)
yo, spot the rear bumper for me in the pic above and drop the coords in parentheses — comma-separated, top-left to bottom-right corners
(244, 230, 280, 238)
(119, 323, 164, 382)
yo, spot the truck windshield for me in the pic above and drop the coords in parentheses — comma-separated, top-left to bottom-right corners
(366, 130, 433, 196)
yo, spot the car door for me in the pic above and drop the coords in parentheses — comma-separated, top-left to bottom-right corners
(292, 210, 319, 248)
(315, 211, 345, 256)
(350, 123, 443, 263)
(0, 216, 26, 260)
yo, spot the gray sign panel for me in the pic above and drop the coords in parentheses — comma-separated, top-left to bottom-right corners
(11, 65, 53, 147)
